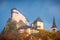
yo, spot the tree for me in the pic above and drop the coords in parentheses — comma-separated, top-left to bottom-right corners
(3, 18, 17, 34)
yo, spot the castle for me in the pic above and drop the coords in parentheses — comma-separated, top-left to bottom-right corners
(3, 8, 58, 34)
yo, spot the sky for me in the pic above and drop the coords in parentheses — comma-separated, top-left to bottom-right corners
(0, 0, 60, 33)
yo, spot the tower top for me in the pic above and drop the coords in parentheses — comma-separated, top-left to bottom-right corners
(11, 8, 17, 10)
(33, 17, 43, 24)
(35, 17, 43, 22)
(51, 17, 57, 28)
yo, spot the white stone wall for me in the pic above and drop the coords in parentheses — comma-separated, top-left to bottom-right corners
(11, 9, 29, 26)
(37, 21, 44, 29)
(51, 28, 58, 32)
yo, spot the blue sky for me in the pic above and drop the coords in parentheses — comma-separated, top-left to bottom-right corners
(0, 0, 60, 33)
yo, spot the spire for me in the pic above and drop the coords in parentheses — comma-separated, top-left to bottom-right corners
(51, 17, 57, 28)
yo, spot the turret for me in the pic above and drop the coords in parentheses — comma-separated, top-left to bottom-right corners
(51, 17, 58, 32)
(32, 17, 44, 30)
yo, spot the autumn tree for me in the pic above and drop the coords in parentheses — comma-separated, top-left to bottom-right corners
(3, 18, 17, 34)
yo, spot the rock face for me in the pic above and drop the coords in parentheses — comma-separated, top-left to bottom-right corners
(11, 8, 29, 29)
(2, 8, 30, 34)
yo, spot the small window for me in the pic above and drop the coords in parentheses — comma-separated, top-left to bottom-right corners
(53, 29, 55, 31)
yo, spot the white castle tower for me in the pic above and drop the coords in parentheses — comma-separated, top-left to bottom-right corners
(11, 8, 29, 29)
(32, 17, 44, 30)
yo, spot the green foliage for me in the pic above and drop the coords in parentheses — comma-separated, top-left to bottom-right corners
(3, 18, 27, 34)
(0, 30, 60, 40)
(4, 18, 17, 34)
(1, 18, 60, 40)
(38, 30, 60, 40)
